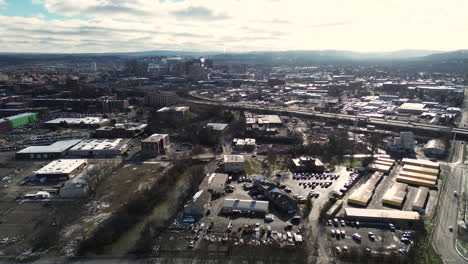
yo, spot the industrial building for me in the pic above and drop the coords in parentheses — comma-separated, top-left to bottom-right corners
(205, 173, 228, 195)
(232, 138, 256, 152)
(388, 132, 415, 153)
(402, 165, 439, 176)
(402, 158, 440, 169)
(398, 103, 427, 114)
(183, 190, 211, 218)
(290, 156, 325, 173)
(222, 199, 269, 214)
(95, 123, 147, 138)
(44, 117, 110, 128)
(68, 138, 131, 157)
(35, 159, 87, 181)
(347, 172, 383, 206)
(382, 182, 408, 208)
(16, 139, 81, 160)
(205, 123, 229, 132)
(254, 175, 297, 214)
(59, 164, 95, 198)
(423, 139, 446, 158)
(224, 155, 245, 173)
(1, 112, 38, 131)
(156, 106, 189, 120)
(368, 158, 395, 174)
(412, 187, 429, 212)
(344, 208, 420, 222)
(141, 134, 169, 157)
(397, 159, 439, 188)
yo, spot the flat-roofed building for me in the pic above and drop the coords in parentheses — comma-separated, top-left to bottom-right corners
(44, 117, 110, 128)
(233, 138, 256, 152)
(368, 163, 392, 174)
(344, 208, 420, 222)
(35, 159, 87, 181)
(95, 123, 147, 138)
(224, 155, 245, 173)
(347, 172, 383, 206)
(156, 106, 189, 120)
(222, 199, 269, 214)
(205, 173, 229, 195)
(382, 182, 408, 208)
(412, 187, 429, 212)
(398, 103, 426, 114)
(141, 134, 169, 157)
(16, 139, 81, 160)
(68, 138, 130, 157)
(205, 123, 229, 132)
(290, 156, 325, 173)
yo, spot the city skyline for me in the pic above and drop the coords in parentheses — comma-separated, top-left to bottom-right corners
(0, 0, 467, 53)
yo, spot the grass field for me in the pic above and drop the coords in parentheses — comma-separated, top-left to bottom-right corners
(245, 159, 264, 175)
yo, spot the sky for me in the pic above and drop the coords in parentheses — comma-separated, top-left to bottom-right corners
(0, 0, 467, 53)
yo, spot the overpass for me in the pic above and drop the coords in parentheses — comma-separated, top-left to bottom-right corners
(183, 93, 468, 140)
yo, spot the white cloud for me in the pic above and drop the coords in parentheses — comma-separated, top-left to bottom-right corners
(1, 0, 468, 53)
(0, 0, 7, 6)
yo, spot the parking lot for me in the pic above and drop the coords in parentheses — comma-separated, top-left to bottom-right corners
(324, 218, 413, 258)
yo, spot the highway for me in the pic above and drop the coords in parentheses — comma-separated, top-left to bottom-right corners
(183, 93, 468, 139)
(433, 141, 466, 263)
(433, 87, 468, 263)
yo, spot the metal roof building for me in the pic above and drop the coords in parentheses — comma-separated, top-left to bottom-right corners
(347, 172, 383, 206)
(382, 182, 408, 208)
(397, 176, 436, 188)
(402, 158, 440, 169)
(16, 139, 81, 160)
(402, 164, 439, 176)
(344, 208, 420, 222)
(412, 187, 429, 211)
(223, 199, 269, 213)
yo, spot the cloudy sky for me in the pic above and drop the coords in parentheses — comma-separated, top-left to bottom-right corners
(0, 0, 467, 53)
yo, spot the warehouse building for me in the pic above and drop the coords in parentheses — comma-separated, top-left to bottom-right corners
(423, 139, 446, 158)
(402, 165, 439, 176)
(68, 138, 130, 157)
(382, 182, 408, 208)
(398, 103, 426, 114)
(205, 173, 228, 195)
(222, 199, 269, 214)
(3, 112, 38, 129)
(95, 123, 147, 138)
(397, 176, 436, 188)
(348, 172, 383, 207)
(35, 159, 87, 181)
(183, 190, 211, 218)
(402, 158, 440, 169)
(44, 117, 110, 128)
(344, 208, 420, 223)
(368, 157, 395, 174)
(224, 155, 245, 173)
(399, 171, 438, 182)
(59, 164, 95, 198)
(16, 139, 81, 160)
(141, 134, 169, 157)
(412, 187, 429, 212)
(233, 138, 256, 152)
(156, 106, 189, 120)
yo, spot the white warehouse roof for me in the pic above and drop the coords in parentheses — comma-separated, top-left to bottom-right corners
(35, 159, 87, 175)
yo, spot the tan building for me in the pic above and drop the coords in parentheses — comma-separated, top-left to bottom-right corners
(141, 134, 170, 157)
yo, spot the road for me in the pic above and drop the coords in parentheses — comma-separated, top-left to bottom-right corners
(433, 87, 468, 263)
(433, 141, 466, 263)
